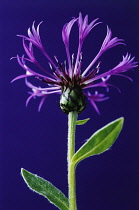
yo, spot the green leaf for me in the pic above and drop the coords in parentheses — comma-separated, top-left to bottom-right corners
(72, 117, 124, 165)
(76, 118, 90, 125)
(21, 168, 69, 210)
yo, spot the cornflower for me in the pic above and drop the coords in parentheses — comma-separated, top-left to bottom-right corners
(12, 13, 137, 114)
(12, 13, 138, 210)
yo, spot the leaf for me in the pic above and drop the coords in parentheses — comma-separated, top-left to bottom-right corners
(21, 168, 69, 210)
(76, 118, 90, 125)
(72, 117, 124, 165)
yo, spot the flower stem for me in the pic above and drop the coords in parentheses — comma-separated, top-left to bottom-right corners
(68, 111, 78, 210)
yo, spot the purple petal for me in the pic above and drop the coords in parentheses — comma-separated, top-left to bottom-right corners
(89, 98, 100, 114)
(82, 26, 125, 77)
(38, 95, 47, 112)
(62, 18, 77, 75)
(74, 14, 101, 75)
(16, 55, 58, 83)
(23, 38, 35, 62)
(78, 13, 101, 42)
(26, 93, 36, 107)
(18, 23, 57, 70)
(11, 73, 33, 83)
(93, 53, 138, 81)
(62, 18, 77, 46)
(101, 26, 125, 52)
(85, 91, 109, 114)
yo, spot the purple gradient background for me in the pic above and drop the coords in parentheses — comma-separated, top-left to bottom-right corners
(0, 0, 139, 210)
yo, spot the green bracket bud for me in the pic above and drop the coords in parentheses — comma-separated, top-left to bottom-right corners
(60, 86, 86, 114)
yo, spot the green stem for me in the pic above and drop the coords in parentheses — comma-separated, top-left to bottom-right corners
(68, 111, 78, 210)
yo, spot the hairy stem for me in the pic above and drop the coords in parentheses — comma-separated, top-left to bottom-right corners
(68, 111, 78, 210)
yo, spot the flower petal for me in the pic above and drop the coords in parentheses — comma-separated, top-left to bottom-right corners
(78, 13, 100, 42)
(86, 91, 109, 114)
(38, 95, 47, 112)
(62, 18, 77, 46)
(82, 26, 125, 77)
(93, 53, 138, 81)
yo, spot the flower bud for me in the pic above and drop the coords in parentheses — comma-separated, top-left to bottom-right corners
(60, 86, 86, 114)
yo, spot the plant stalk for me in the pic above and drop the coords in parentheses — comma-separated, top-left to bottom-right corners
(68, 111, 78, 210)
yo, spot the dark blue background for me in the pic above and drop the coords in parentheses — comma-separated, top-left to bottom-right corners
(0, 0, 139, 209)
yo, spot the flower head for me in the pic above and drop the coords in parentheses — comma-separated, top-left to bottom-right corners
(12, 13, 137, 114)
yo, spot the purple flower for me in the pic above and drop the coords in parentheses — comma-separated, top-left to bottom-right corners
(12, 13, 137, 114)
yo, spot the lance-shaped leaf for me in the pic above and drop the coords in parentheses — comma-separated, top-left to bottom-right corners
(72, 117, 124, 165)
(76, 118, 90, 125)
(21, 168, 69, 210)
